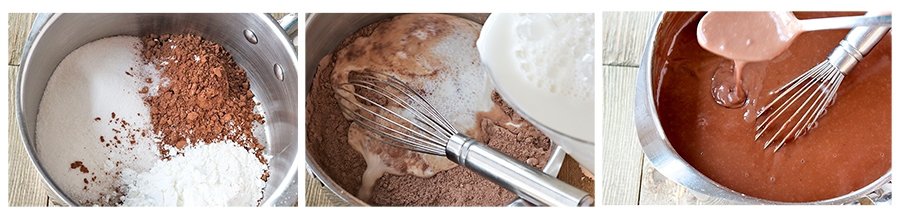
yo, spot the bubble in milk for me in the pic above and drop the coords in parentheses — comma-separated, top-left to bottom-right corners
(508, 13, 594, 101)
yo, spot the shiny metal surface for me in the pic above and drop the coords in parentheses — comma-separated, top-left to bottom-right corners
(446, 134, 592, 206)
(305, 13, 571, 206)
(507, 146, 568, 206)
(16, 13, 299, 206)
(829, 19, 891, 73)
(635, 12, 891, 204)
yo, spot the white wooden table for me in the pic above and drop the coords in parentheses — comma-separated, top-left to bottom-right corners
(601, 11, 730, 205)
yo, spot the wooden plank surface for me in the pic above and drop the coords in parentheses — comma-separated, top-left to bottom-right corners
(305, 173, 348, 206)
(7, 66, 50, 207)
(638, 156, 733, 205)
(7, 13, 52, 207)
(600, 66, 643, 205)
(602, 11, 657, 67)
(8, 13, 36, 66)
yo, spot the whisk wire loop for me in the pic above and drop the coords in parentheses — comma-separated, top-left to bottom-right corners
(335, 71, 460, 155)
(337, 87, 446, 154)
(755, 62, 844, 151)
(350, 78, 450, 142)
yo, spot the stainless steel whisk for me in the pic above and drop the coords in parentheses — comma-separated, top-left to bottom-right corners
(336, 71, 593, 206)
(755, 14, 890, 152)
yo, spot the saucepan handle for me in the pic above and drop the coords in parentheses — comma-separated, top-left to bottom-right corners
(275, 13, 299, 48)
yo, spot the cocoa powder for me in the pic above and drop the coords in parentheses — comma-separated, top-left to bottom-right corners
(307, 53, 366, 196)
(70, 161, 90, 173)
(141, 34, 265, 160)
(95, 113, 146, 150)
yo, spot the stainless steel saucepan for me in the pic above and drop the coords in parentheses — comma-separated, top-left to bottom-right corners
(16, 13, 299, 206)
(305, 13, 571, 206)
(635, 12, 891, 204)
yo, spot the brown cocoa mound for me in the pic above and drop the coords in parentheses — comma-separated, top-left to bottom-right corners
(140, 34, 265, 160)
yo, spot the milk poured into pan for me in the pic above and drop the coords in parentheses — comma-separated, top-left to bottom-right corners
(329, 14, 513, 200)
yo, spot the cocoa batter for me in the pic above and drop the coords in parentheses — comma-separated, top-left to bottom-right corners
(307, 14, 572, 206)
(655, 12, 891, 202)
(698, 12, 801, 63)
(698, 12, 804, 108)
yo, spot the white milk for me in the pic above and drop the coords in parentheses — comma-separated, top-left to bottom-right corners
(477, 13, 595, 143)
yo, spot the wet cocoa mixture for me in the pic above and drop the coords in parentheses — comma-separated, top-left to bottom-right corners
(142, 34, 266, 162)
(655, 12, 891, 202)
(307, 14, 555, 206)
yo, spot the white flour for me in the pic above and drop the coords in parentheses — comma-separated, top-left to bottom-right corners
(35, 36, 267, 206)
(120, 141, 267, 206)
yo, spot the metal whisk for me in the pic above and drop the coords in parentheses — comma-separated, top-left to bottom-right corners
(335, 71, 593, 206)
(755, 17, 890, 152)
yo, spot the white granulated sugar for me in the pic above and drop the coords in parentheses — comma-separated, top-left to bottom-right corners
(36, 36, 161, 205)
(120, 141, 267, 207)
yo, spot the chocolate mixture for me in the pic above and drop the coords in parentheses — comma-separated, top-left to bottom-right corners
(307, 14, 570, 206)
(655, 12, 891, 202)
(308, 58, 553, 206)
(141, 34, 266, 161)
(369, 93, 553, 206)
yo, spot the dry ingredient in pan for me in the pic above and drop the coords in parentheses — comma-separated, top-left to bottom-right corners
(120, 140, 267, 206)
(141, 34, 266, 162)
(35, 34, 269, 206)
(37, 36, 162, 205)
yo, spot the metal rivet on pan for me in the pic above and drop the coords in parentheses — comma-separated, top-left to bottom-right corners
(274, 63, 284, 81)
(244, 29, 258, 44)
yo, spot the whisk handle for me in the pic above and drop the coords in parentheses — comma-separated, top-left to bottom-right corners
(445, 134, 593, 206)
(828, 12, 891, 73)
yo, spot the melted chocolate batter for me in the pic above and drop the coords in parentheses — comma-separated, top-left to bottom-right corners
(655, 12, 891, 202)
